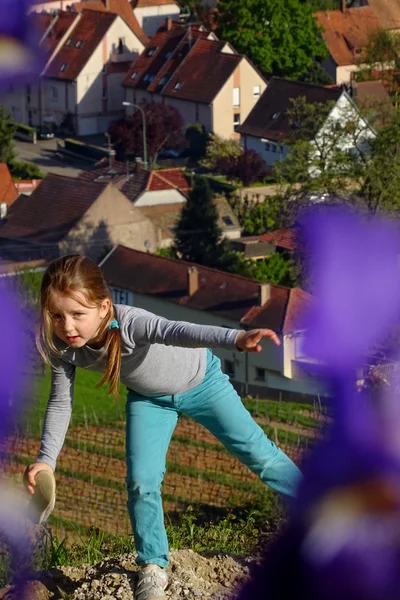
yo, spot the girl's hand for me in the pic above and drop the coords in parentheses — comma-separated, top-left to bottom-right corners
(236, 329, 280, 352)
(23, 462, 54, 495)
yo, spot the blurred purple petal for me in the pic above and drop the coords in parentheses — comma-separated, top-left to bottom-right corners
(0, 0, 45, 91)
(302, 208, 400, 372)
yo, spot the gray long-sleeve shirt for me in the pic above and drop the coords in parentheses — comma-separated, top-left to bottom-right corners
(37, 304, 242, 469)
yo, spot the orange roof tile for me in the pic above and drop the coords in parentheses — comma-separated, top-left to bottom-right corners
(73, 0, 148, 45)
(0, 164, 19, 206)
(314, 7, 380, 66)
(259, 228, 298, 251)
(43, 10, 117, 80)
(146, 168, 190, 191)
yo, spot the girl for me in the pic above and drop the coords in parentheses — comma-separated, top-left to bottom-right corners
(24, 254, 301, 600)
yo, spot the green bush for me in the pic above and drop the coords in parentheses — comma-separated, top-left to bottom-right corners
(13, 122, 35, 134)
(8, 159, 45, 179)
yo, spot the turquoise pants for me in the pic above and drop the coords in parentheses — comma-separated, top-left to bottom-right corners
(125, 350, 301, 567)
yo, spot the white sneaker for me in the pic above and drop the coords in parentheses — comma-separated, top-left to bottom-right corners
(26, 470, 56, 524)
(135, 565, 168, 600)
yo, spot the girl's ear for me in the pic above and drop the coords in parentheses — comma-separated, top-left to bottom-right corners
(100, 298, 111, 319)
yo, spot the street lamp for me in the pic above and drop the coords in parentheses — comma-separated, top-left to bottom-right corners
(122, 101, 148, 169)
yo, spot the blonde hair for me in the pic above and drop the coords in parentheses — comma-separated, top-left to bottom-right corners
(36, 254, 121, 396)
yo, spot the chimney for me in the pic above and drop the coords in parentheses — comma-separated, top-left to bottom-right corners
(258, 283, 271, 306)
(0, 203, 7, 220)
(104, 0, 110, 11)
(341, 0, 346, 13)
(188, 266, 199, 296)
(166, 17, 173, 31)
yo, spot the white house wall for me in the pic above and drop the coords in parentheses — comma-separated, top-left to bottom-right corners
(241, 134, 288, 166)
(134, 3, 181, 37)
(135, 189, 186, 207)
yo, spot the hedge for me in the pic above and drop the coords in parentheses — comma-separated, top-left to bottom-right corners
(64, 138, 109, 160)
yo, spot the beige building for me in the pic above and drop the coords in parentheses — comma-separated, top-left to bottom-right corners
(132, 0, 181, 37)
(79, 160, 242, 248)
(122, 22, 267, 139)
(0, 173, 158, 262)
(100, 244, 324, 399)
(1, 6, 146, 136)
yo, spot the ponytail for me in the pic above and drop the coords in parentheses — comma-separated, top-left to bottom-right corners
(96, 311, 122, 397)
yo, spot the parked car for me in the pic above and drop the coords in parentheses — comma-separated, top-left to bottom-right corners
(158, 148, 185, 159)
(35, 125, 55, 140)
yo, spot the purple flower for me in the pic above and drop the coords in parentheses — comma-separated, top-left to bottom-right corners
(0, 0, 45, 92)
(237, 207, 400, 600)
(0, 281, 29, 438)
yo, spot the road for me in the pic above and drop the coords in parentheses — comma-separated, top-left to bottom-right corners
(13, 138, 90, 178)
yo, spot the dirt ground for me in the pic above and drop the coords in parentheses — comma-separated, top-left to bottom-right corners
(0, 549, 252, 600)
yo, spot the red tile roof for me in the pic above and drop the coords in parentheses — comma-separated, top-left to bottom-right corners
(79, 159, 191, 200)
(101, 244, 312, 331)
(146, 169, 190, 191)
(35, 11, 78, 55)
(238, 78, 342, 141)
(259, 228, 298, 252)
(73, 0, 148, 45)
(0, 164, 19, 206)
(43, 10, 117, 80)
(314, 7, 380, 66)
(124, 25, 244, 103)
(0, 174, 106, 244)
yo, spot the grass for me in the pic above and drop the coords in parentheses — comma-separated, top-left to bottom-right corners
(0, 507, 282, 588)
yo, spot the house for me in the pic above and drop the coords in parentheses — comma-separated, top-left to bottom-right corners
(99, 244, 324, 399)
(2, 7, 146, 136)
(237, 78, 375, 166)
(0, 165, 19, 215)
(79, 160, 241, 245)
(0, 173, 159, 262)
(350, 79, 395, 127)
(122, 21, 267, 139)
(131, 0, 181, 38)
(231, 229, 298, 260)
(314, 3, 381, 84)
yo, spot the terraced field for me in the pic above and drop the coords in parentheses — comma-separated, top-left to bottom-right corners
(1, 368, 329, 538)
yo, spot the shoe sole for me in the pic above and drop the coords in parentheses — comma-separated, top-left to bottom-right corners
(26, 470, 56, 524)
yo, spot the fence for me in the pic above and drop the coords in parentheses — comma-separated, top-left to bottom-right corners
(0, 395, 327, 540)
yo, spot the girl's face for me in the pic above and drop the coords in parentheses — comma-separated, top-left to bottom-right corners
(49, 291, 110, 348)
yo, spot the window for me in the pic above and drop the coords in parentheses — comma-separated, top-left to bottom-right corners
(272, 111, 280, 120)
(65, 38, 73, 46)
(158, 74, 170, 86)
(164, 51, 173, 60)
(222, 215, 234, 227)
(102, 86, 107, 99)
(51, 86, 58, 100)
(60, 63, 67, 72)
(174, 81, 182, 90)
(255, 367, 266, 382)
(118, 38, 124, 54)
(147, 46, 158, 57)
(264, 141, 271, 152)
(253, 85, 261, 97)
(76, 40, 84, 48)
(233, 87, 240, 107)
(131, 71, 138, 80)
(233, 113, 240, 131)
(271, 143, 277, 153)
(143, 74, 151, 82)
(224, 360, 235, 378)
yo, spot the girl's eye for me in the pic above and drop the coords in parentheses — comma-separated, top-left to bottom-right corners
(52, 314, 61, 320)
(74, 313, 84, 317)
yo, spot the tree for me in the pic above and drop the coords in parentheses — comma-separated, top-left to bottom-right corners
(216, 0, 328, 79)
(108, 101, 185, 166)
(0, 107, 45, 179)
(0, 106, 16, 164)
(174, 176, 225, 266)
(202, 134, 242, 170)
(300, 61, 333, 85)
(185, 123, 208, 161)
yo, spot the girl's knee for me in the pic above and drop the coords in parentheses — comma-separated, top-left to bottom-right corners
(126, 468, 165, 496)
